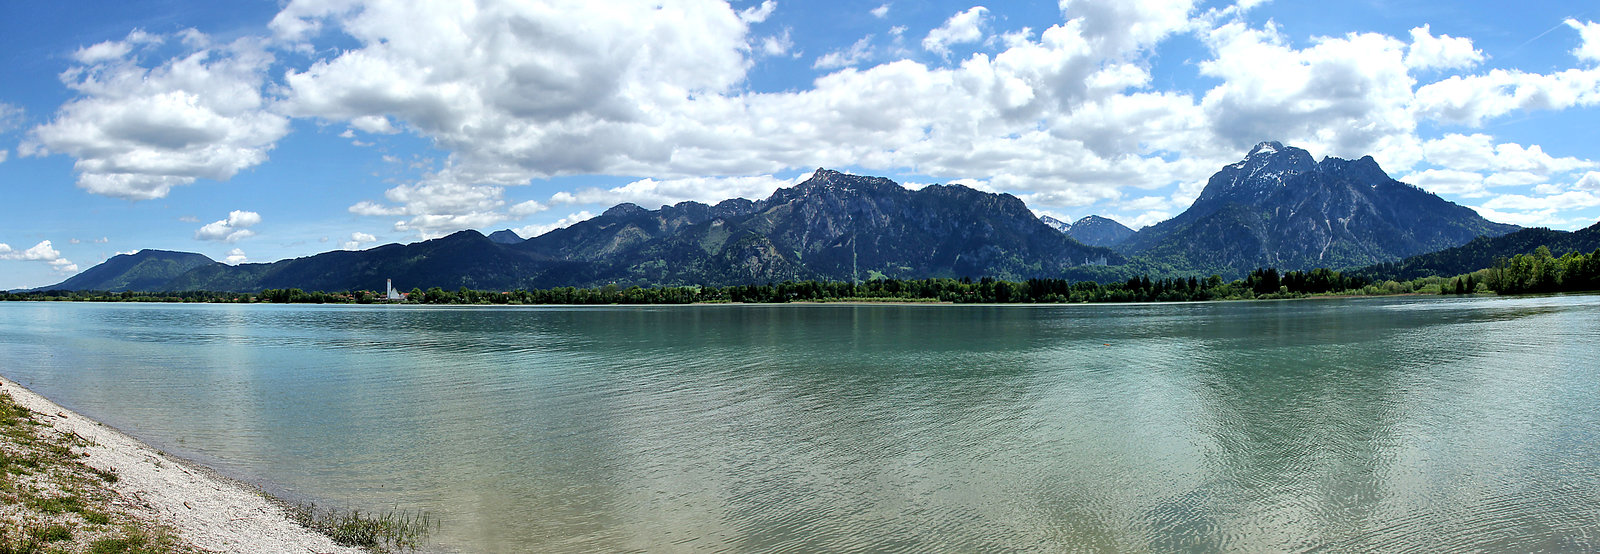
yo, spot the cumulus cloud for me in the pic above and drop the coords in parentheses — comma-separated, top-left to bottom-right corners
(354, 182, 510, 237)
(224, 248, 247, 265)
(759, 29, 794, 57)
(923, 6, 989, 57)
(549, 174, 800, 209)
(0, 241, 77, 273)
(508, 199, 549, 217)
(1482, 190, 1600, 212)
(1414, 67, 1600, 127)
(1401, 168, 1489, 197)
(26, 29, 290, 200)
(342, 232, 378, 250)
(1568, 19, 1600, 62)
(195, 210, 262, 243)
(815, 35, 875, 69)
(514, 211, 596, 239)
(1404, 25, 1482, 71)
(871, 3, 890, 18)
(739, 0, 777, 24)
(204, 0, 1598, 237)
(1576, 171, 1600, 191)
(1198, 22, 1418, 162)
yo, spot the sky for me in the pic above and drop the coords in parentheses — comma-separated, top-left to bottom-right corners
(2, 0, 1599, 289)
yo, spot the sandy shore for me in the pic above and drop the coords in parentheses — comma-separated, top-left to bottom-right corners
(0, 375, 360, 554)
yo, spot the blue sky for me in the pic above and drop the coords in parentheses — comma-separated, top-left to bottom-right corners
(2, 0, 1599, 289)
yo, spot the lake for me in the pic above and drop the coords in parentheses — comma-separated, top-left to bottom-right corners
(1, 295, 1598, 552)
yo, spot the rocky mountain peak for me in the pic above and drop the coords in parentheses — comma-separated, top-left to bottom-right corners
(602, 202, 648, 218)
(486, 229, 524, 244)
(1198, 141, 1319, 206)
(1317, 155, 1392, 189)
(1067, 215, 1135, 247)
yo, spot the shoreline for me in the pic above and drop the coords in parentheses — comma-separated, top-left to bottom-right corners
(0, 375, 359, 553)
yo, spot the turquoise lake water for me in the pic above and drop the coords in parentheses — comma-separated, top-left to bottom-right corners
(1, 296, 1598, 552)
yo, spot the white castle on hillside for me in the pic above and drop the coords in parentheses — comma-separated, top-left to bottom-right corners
(385, 279, 404, 301)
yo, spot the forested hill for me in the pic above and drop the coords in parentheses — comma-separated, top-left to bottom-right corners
(31, 250, 214, 292)
(1355, 220, 1600, 281)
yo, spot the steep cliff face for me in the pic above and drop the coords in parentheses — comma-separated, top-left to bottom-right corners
(1119, 142, 1518, 272)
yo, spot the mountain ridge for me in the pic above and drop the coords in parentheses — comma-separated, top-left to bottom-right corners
(1118, 141, 1517, 273)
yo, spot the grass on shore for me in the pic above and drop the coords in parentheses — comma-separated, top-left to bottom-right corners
(287, 503, 435, 552)
(0, 389, 190, 553)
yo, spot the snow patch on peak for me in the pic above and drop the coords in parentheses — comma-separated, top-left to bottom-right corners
(1249, 141, 1285, 157)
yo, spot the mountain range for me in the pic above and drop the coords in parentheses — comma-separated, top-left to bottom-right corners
(44, 169, 1121, 292)
(37, 143, 1548, 293)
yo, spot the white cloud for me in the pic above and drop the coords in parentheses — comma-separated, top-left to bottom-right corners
(551, 174, 800, 209)
(1421, 134, 1596, 175)
(871, 3, 890, 18)
(350, 115, 398, 134)
(739, 0, 777, 24)
(195, 210, 262, 243)
(1197, 22, 1418, 163)
(1122, 210, 1171, 229)
(342, 232, 378, 250)
(225, 248, 247, 265)
(1576, 171, 1600, 191)
(71, 30, 157, 64)
(1414, 67, 1600, 127)
(357, 182, 509, 238)
(0, 241, 77, 273)
(923, 6, 990, 57)
(514, 211, 596, 239)
(0, 102, 23, 133)
(1568, 19, 1600, 62)
(1467, 205, 1566, 228)
(1404, 25, 1482, 71)
(759, 29, 794, 57)
(1484, 191, 1600, 211)
(814, 35, 874, 70)
(27, 29, 290, 200)
(247, 0, 1600, 239)
(0, 150, 8, 164)
(1061, 0, 1199, 56)
(509, 199, 549, 217)
(1401, 168, 1488, 197)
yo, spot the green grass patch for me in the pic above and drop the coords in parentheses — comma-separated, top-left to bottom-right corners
(28, 495, 84, 514)
(82, 511, 112, 525)
(289, 503, 435, 552)
(87, 533, 147, 554)
(31, 525, 71, 543)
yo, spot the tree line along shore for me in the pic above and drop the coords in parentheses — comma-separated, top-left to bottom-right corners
(6, 247, 1598, 306)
